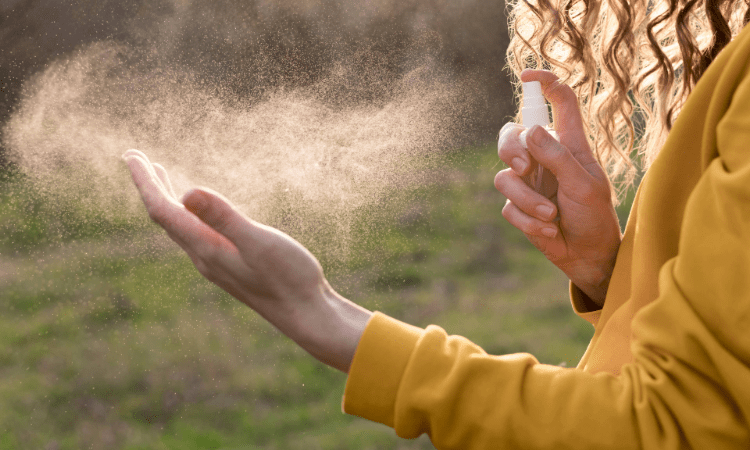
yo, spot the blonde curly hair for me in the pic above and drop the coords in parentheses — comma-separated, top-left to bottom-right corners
(505, 0, 750, 205)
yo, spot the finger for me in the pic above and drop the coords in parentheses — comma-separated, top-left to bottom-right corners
(498, 122, 521, 149)
(124, 155, 200, 242)
(502, 199, 559, 239)
(122, 149, 171, 194)
(523, 125, 598, 197)
(123, 148, 150, 161)
(499, 121, 522, 138)
(152, 163, 177, 200)
(123, 154, 173, 212)
(125, 155, 242, 265)
(497, 122, 531, 175)
(182, 187, 272, 257)
(494, 168, 558, 221)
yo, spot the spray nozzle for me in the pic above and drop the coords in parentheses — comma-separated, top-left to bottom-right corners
(521, 81, 550, 129)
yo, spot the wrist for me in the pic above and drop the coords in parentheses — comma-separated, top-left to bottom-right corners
(572, 262, 615, 308)
(296, 284, 373, 373)
(569, 235, 621, 308)
(575, 279, 609, 308)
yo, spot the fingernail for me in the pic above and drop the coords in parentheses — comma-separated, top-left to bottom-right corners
(519, 129, 529, 148)
(536, 205, 554, 219)
(194, 197, 207, 211)
(531, 126, 546, 146)
(542, 227, 557, 238)
(186, 191, 208, 212)
(511, 157, 527, 173)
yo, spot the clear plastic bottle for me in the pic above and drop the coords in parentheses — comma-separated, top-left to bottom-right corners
(517, 81, 559, 193)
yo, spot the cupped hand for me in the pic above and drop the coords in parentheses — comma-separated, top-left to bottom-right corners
(495, 69, 622, 307)
(122, 149, 371, 372)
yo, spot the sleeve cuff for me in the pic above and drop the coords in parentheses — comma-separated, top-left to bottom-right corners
(341, 311, 424, 427)
(569, 281, 602, 327)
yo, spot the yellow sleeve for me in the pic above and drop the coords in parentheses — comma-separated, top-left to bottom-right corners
(342, 73, 750, 449)
(343, 312, 638, 448)
(569, 281, 602, 326)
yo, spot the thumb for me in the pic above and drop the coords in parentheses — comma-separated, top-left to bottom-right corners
(525, 124, 595, 194)
(182, 187, 264, 251)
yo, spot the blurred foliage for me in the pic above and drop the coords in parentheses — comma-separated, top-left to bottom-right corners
(0, 144, 638, 449)
(0, 167, 150, 254)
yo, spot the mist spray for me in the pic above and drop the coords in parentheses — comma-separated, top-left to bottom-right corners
(518, 81, 559, 193)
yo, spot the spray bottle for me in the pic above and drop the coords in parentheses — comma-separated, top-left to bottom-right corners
(517, 81, 559, 193)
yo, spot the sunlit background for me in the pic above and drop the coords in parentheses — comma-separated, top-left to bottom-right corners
(0, 1, 637, 448)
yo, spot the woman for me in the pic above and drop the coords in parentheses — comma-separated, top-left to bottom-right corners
(123, 0, 750, 446)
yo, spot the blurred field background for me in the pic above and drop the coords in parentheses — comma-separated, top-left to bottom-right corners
(0, 0, 642, 448)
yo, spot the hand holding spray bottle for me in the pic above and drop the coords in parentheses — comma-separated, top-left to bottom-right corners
(517, 80, 559, 193)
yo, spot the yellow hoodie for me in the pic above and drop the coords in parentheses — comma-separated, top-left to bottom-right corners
(342, 22, 750, 450)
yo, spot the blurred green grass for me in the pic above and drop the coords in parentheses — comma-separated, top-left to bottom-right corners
(0, 144, 637, 449)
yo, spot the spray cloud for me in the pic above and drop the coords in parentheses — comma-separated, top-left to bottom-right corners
(3, 0, 509, 258)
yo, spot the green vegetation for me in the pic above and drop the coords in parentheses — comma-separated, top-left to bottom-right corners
(0, 145, 637, 449)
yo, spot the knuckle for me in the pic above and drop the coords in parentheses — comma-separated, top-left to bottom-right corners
(547, 145, 570, 169)
(577, 176, 608, 202)
(547, 79, 575, 102)
(495, 168, 519, 191)
(578, 183, 598, 201)
(193, 257, 212, 278)
(501, 199, 513, 218)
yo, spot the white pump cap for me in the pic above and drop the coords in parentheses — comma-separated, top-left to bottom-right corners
(521, 81, 550, 128)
